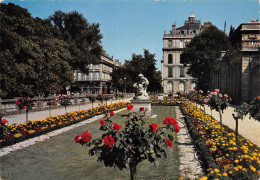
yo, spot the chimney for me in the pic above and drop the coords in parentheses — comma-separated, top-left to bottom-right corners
(204, 22, 212, 27)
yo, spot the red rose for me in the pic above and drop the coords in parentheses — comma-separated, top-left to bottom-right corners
(23, 106, 27, 109)
(104, 135, 115, 148)
(82, 130, 92, 143)
(110, 111, 114, 116)
(100, 119, 105, 125)
(140, 107, 144, 111)
(1, 119, 8, 124)
(149, 123, 158, 133)
(163, 117, 177, 125)
(15, 101, 18, 104)
(174, 125, 180, 133)
(75, 134, 82, 143)
(127, 104, 134, 110)
(257, 96, 260, 100)
(165, 138, 173, 147)
(113, 123, 122, 131)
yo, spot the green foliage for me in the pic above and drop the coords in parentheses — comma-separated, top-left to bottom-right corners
(76, 107, 177, 179)
(49, 10, 103, 74)
(235, 97, 260, 121)
(111, 49, 161, 93)
(0, 3, 73, 98)
(180, 26, 231, 92)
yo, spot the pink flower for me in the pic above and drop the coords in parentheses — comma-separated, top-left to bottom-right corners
(113, 123, 122, 130)
(207, 91, 210, 94)
(204, 99, 208, 103)
(210, 92, 214, 95)
(149, 123, 158, 133)
(15, 101, 18, 104)
(213, 92, 217, 96)
(1, 119, 8, 124)
(219, 94, 223, 98)
(23, 106, 27, 109)
(215, 89, 220, 93)
(199, 90, 203, 94)
(224, 94, 228, 98)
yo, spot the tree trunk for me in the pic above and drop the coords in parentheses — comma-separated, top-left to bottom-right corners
(235, 118, 238, 145)
(26, 109, 29, 123)
(219, 111, 222, 131)
(92, 102, 94, 109)
(130, 163, 137, 180)
(49, 106, 52, 117)
(65, 105, 67, 114)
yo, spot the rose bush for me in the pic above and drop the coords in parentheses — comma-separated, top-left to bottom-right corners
(75, 104, 179, 180)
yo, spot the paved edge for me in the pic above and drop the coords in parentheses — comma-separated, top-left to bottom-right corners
(175, 106, 204, 179)
(0, 108, 127, 157)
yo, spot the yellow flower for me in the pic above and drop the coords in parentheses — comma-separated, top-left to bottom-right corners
(249, 165, 256, 172)
(14, 133, 22, 138)
(199, 177, 208, 180)
(214, 169, 220, 173)
(228, 171, 233, 174)
(222, 173, 227, 177)
(179, 177, 184, 180)
(234, 160, 239, 163)
(234, 167, 239, 171)
(238, 166, 242, 169)
(28, 130, 35, 134)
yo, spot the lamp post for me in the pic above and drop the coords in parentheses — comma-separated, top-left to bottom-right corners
(124, 77, 126, 94)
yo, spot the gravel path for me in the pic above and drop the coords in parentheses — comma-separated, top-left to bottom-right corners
(203, 104, 260, 147)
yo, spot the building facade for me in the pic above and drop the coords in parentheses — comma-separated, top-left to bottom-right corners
(211, 20, 260, 103)
(161, 13, 211, 95)
(74, 51, 115, 94)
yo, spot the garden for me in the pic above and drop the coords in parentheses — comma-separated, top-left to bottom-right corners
(0, 91, 260, 180)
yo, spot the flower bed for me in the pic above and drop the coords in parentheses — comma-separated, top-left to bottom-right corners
(0, 102, 127, 148)
(180, 101, 260, 179)
(151, 96, 179, 106)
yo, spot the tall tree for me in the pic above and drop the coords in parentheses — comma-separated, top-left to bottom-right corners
(111, 49, 161, 93)
(0, 3, 73, 98)
(49, 11, 103, 74)
(180, 26, 230, 91)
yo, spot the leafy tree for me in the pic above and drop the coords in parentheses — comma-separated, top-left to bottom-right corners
(111, 49, 161, 93)
(0, 3, 73, 98)
(49, 11, 103, 74)
(180, 26, 230, 92)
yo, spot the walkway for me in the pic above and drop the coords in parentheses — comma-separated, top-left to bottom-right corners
(203, 104, 260, 147)
(3, 98, 133, 124)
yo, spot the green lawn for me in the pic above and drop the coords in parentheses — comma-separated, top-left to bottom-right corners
(0, 106, 180, 180)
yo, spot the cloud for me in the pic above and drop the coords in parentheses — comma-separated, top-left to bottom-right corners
(155, 0, 165, 2)
(0, 0, 4, 3)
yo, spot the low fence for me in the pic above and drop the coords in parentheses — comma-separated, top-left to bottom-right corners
(0, 93, 135, 115)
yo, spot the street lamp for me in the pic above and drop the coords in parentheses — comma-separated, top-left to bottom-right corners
(124, 77, 126, 94)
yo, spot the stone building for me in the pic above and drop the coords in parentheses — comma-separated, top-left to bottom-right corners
(211, 20, 260, 103)
(74, 51, 115, 94)
(161, 13, 211, 95)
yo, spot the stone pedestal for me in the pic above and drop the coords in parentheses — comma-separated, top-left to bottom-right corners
(130, 99, 152, 117)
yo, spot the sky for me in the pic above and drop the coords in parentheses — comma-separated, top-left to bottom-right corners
(1, 0, 259, 70)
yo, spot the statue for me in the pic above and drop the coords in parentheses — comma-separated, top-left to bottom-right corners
(133, 74, 149, 99)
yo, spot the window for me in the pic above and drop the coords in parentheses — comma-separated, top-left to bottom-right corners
(168, 40, 172, 47)
(168, 81, 173, 91)
(89, 64, 93, 69)
(180, 67, 185, 77)
(168, 67, 173, 77)
(89, 73, 93, 80)
(180, 40, 184, 48)
(168, 54, 173, 64)
(179, 82, 185, 91)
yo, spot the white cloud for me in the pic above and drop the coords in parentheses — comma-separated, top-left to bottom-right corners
(155, 0, 165, 2)
(0, 0, 5, 3)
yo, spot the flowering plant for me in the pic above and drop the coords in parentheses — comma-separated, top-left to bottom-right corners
(15, 97, 35, 110)
(0, 108, 8, 139)
(96, 93, 104, 103)
(56, 94, 71, 113)
(75, 104, 179, 180)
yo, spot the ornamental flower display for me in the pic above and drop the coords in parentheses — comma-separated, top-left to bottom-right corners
(15, 97, 35, 123)
(127, 104, 134, 110)
(0, 109, 8, 139)
(96, 93, 104, 103)
(75, 104, 178, 180)
(56, 94, 71, 113)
